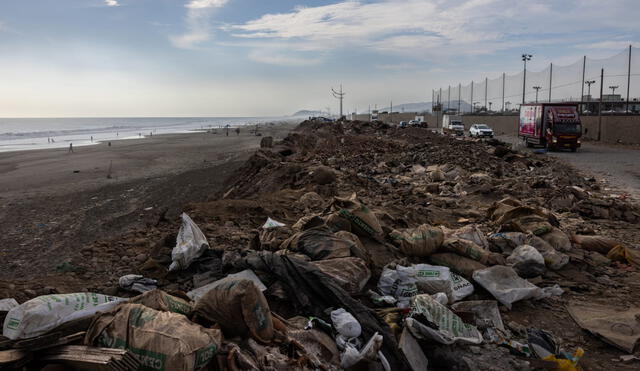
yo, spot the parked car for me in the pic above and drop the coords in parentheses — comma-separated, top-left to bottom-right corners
(408, 120, 420, 127)
(399, 121, 408, 128)
(469, 124, 494, 138)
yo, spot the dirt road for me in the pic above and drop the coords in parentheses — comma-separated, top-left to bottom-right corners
(498, 136, 640, 201)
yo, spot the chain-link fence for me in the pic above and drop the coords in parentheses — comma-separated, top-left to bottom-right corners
(434, 46, 639, 114)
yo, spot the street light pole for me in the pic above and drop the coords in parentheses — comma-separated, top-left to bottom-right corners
(609, 85, 619, 95)
(522, 54, 532, 104)
(533, 86, 541, 103)
(585, 80, 595, 113)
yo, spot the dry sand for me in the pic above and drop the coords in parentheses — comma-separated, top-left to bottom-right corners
(0, 123, 294, 281)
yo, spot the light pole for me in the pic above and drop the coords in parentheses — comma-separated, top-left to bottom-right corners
(609, 85, 619, 95)
(522, 54, 532, 104)
(488, 102, 492, 112)
(585, 80, 595, 98)
(584, 80, 595, 112)
(505, 101, 511, 111)
(533, 86, 542, 103)
(473, 102, 480, 113)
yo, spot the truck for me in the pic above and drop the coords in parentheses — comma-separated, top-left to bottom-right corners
(442, 114, 464, 136)
(519, 103, 582, 152)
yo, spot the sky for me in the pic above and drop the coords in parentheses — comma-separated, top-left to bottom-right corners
(0, 0, 638, 117)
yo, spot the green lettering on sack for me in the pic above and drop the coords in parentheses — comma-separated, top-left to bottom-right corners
(6, 318, 20, 330)
(165, 295, 192, 315)
(417, 270, 440, 278)
(97, 333, 167, 371)
(129, 307, 158, 327)
(195, 344, 217, 368)
(339, 209, 376, 236)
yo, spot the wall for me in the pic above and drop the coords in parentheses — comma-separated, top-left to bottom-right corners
(351, 112, 640, 144)
(456, 114, 640, 144)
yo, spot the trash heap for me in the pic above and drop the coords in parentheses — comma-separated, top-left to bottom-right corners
(2, 120, 640, 370)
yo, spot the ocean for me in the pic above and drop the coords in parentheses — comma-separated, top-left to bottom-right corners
(0, 116, 294, 153)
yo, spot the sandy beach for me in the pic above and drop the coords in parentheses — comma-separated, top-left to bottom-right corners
(0, 123, 293, 285)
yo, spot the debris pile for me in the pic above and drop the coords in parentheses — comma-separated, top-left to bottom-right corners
(2, 120, 640, 370)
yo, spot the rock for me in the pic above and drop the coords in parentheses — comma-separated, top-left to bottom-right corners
(298, 192, 324, 211)
(24, 289, 37, 298)
(260, 136, 274, 148)
(135, 253, 148, 263)
(102, 286, 120, 296)
(311, 166, 337, 185)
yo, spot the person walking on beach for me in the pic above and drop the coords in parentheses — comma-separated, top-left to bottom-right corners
(91, 136, 93, 143)
(68, 143, 74, 153)
(235, 127, 240, 136)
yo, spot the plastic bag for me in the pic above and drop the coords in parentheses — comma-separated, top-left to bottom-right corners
(506, 245, 546, 278)
(169, 213, 210, 271)
(449, 225, 490, 249)
(405, 294, 483, 345)
(472, 266, 544, 309)
(378, 266, 418, 308)
(431, 293, 449, 306)
(340, 332, 387, 370)
(411, 264, 473, 303)
(119, 274, 158, 293)
(331, 308, 361, 339)
(0, 298, 18, 312)
(3, 293, 126, 340)
(262, 217, 285, 229)
(490, 233, 569, 270)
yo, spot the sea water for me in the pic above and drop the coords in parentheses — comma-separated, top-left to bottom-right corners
(0, 116, 291, 153)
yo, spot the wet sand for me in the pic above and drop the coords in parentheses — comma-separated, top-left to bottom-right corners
(0, 125, 291, 198)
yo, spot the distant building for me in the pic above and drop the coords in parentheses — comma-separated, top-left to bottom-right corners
(582, 94, 640, 113)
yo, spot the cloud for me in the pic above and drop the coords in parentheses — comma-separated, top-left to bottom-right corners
(247, 49, 321, 66)
(577, 40, 635, 50)
(171, 0, 229, 49)
(104, 0, 119, 6)
(229, 0, 639, 62)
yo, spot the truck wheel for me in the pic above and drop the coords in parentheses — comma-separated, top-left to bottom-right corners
(571, 147, 577, 152)
(526, 141, 533, 148)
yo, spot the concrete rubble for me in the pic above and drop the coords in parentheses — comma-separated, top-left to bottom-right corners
(1, 119, 640, 370)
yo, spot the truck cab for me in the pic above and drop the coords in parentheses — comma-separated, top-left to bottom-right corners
(442, 114, 464, 136)
(519, 103, 582, 152)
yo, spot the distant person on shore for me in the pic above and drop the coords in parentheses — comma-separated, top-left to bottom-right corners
(68, 143, 74, 153)
(150, 131, 152, 137)
(91, 136, 93, 143)
(235, 127, 240, 136)
(47, 137, 50, 143)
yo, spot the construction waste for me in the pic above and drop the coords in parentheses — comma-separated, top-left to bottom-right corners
(2, 119, 640, 370)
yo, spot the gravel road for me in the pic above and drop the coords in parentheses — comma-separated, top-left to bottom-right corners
(499, 135, 640, 201)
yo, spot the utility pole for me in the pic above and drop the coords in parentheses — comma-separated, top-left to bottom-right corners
(581, 56, 586, 111)
(522, 54, 532, 104)
(533, 86, 541, 103)
(598, 68, 603, 141)
(502, 72, 505, 112)
(390, 100, 393, 123)
(470, 81, 474, 114)
(484, 77, 488, 111)
(447, 85, 451, 112)
(626, 45, 632, 113)
(548, 63, 553, 102)
(331, 84, 345, 119)
(458, 83, 461, 113)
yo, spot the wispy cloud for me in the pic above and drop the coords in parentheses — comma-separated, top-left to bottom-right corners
(104, 0, 120, 6)
(171, 0, 229, 49)
(229, 0, 639, 63)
